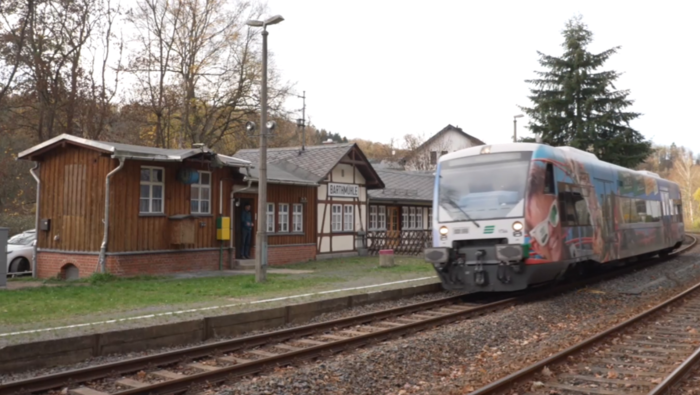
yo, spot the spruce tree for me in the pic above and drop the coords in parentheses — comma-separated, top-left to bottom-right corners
(520, 15, 652, 169)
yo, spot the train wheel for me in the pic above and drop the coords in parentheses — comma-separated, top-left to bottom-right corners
(659, 249, 670, 257)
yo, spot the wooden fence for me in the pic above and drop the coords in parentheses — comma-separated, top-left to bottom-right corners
(366, 230, 432, 256)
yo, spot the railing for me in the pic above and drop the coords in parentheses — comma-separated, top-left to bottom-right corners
(366, 230, 432, 256)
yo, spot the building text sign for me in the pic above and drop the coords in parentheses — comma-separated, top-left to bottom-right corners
(328, 183, 359, 198)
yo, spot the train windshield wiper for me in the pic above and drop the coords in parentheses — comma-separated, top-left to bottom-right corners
(439, 196, 480, 228)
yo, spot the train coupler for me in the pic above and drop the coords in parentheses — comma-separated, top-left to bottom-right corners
(496, 261, 512, 284)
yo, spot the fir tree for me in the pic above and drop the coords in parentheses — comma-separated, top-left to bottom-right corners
(520, 15, 652, 168)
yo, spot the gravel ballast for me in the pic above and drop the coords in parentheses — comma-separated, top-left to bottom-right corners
(4, 246, 700, 394)
(206, 246, 700, 395)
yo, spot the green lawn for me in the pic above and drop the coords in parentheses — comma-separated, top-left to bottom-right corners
(0, 256, 433, 327)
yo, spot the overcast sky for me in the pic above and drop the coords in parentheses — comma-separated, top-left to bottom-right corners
(261, 0, 700, 151)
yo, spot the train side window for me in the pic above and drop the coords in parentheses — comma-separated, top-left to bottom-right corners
(628, 198, 642, 223)
(646, 200, 661, 222)
(573, 194, 591, 226)
(544, 164, 555, 194)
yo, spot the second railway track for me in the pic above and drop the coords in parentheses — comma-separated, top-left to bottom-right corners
(2, 234, 696, 395)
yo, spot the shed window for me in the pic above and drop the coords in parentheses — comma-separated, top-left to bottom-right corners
(267, 203, 275, 232)
(293, 204, 303, 232)
(140, 167, 164, 214)
(191, 171, 211, 214)
(344, 205, 354, 231)
(278, 204, 289, 232)
(332, 204, 342, 232)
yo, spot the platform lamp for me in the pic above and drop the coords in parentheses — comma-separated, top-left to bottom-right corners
(246, 14, 284, 283)
(513, 114, 524, 143)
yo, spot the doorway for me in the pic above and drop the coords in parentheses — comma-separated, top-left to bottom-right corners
(235, 197, 256, 259)
(387, 206, 400, 249)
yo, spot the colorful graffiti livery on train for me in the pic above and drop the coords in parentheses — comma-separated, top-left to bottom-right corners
(425, 143, 684, 293)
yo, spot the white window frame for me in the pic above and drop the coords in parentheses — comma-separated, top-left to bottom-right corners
(344, 205, 354, 232)
(417, 208, 423, 230)
(428, 208, 433, 229)
(402, 207, 408, 230)
(278, 203, 289, 232)
(292, 204, 303, 233)
(378, 206, 386, 230)
(190, 171, 211, 215)
(369, 205, 378, 230)
(267, 203, 275, 233)
(140, 166, 165, 214)
(332, 204, 342, 232)
(409, 207, 417, 229)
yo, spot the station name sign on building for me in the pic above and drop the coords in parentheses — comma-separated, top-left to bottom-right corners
(328, 183, 359, 198)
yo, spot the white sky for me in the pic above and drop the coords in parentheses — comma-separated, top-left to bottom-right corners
(262, 0, 700, 151)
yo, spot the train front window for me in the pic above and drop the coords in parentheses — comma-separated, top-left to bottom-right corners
(437, 151, 532, 223)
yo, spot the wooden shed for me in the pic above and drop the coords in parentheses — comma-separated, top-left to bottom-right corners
(18, 134, 251, 279)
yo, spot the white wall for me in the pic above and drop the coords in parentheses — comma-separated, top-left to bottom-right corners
(405, 129, 482, 171)
(317, 159, 367, 254)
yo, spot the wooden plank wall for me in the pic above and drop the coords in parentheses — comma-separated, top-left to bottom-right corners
(37, 146, 112, 251)
(108, 160, 235, 252)
(266, 183, 317, 246)
(36, 145, 316, 253)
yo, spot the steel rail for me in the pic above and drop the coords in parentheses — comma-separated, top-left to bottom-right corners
(2, 235, 695, 395)
(647, 344, 700, 395)
(466, 234, 698, 395)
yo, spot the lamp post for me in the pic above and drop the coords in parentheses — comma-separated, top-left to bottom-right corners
(513, 114, 524, 142)
(246, 14, 284, 283)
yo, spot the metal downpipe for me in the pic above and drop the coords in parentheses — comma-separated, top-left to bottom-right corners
(98, 158, 125, 273)
(29, 162, 40, 278)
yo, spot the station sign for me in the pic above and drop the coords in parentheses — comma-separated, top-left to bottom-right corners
(328, 183, 359, 198)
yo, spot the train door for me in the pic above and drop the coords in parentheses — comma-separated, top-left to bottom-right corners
(595, 179, 617, 261)
(387, 207, 400, 249)
(660, 189, 671, 245)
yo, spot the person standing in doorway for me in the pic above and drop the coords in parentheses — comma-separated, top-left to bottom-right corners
(241, 203, 253, 259)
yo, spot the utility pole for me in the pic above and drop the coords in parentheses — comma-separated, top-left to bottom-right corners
(297, 91, 306, 151)
(513, 114, 524, 142)
(247, 15, 284, 283)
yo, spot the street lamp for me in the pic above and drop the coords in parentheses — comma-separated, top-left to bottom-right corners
(513, 114, 524, 142)
(246, 14, 284, 283)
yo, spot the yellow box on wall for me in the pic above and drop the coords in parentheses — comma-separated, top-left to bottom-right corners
(216, 216, 230, 240)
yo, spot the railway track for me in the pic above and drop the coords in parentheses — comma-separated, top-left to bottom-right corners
(467, 236, 700, 395)
(2, 235, 696, 395)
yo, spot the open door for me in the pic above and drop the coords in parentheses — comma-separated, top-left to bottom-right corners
(387, 206, 400, 249)
(235, 195, 256, 259)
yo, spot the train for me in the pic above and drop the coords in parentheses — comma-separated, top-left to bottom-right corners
(424, 142, 685, 292)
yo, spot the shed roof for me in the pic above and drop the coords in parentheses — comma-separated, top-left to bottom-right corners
(368, 169, 434, 203)
(234, 143, 384, 188)
(17, 134, 250, 167)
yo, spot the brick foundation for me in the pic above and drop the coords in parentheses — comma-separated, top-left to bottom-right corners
(37, 250, 231, 279)
(267, 244, 316, 265)
(37, 245, 316, 278)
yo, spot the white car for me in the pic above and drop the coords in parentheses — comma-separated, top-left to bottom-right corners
(6, 229, 35, 276)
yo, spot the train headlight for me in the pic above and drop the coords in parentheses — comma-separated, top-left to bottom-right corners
(512, 221, 523, 231)
(439, 226, 449, 235)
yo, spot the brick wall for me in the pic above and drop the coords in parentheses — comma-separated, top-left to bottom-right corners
(36, 250, 231, 279)
(36, 245, 315, 278)
(267, 244, 316, 265)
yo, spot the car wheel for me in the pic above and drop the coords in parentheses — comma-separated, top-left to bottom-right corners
(9, 258, 30, 275)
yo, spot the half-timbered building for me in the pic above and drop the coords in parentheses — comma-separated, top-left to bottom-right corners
(233, 142, 384, 260)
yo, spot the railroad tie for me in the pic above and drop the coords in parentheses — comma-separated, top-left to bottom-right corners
(274, 344, 303, 351)
(295, 339, 327, 346)
(115, 378, 150, 389)
(69, 388, 110, 395)
(188, 362, 221, 371)
(217, 356, 253, 364)
(249, 350, 279, 358)
(151, 370, 186, 380)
